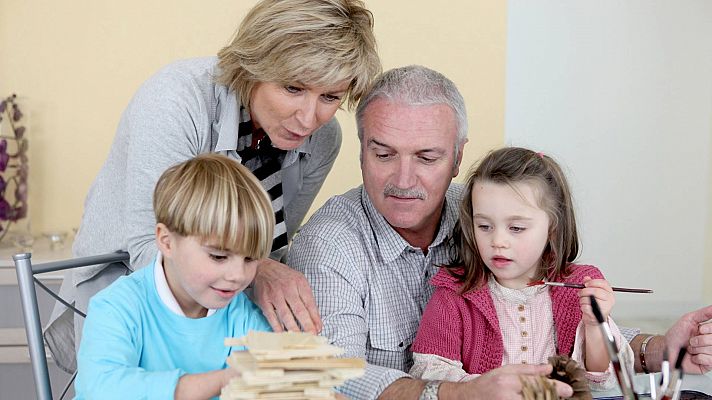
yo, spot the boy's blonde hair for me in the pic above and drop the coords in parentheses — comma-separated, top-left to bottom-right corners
(153, 154, 275, 259)
(216, 0, 381, 111)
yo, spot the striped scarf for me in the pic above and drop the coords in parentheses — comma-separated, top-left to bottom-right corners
(236, 118, 288, 253)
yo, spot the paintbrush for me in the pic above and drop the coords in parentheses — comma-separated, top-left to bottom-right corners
(527, 280, 653, 293)
(590, 295, 639, 399)
(664, 347, 687, 400)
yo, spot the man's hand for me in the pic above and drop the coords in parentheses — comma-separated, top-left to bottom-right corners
(665, 304, 712, 374)
(251, 258, 322, 334)
(439, 364, 573, 400)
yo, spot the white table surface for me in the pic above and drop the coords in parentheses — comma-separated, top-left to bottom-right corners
(592, 372, 712, 399)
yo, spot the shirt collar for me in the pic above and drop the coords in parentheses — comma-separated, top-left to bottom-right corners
(361, 184, 459, 264)
(213, 90, 312, 161)
(487, 274, 548, 303)
(154, 252, 216, 317)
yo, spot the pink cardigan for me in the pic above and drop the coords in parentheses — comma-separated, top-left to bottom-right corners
(411, 264, 604, 374)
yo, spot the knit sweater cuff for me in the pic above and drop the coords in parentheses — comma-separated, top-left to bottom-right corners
(571, 317, 634, 391)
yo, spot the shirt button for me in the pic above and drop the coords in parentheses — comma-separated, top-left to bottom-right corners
(521, 331, 528, 337)
(522, 360, 527, 364)
(521, 346, 528, 352)
(519, 316, 526, 323)
(425, 271, 429, 278)
(398, 342, 404, 348)
(518, 304, 525, 312)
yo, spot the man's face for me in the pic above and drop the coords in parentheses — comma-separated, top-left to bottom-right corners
(361, 98, 464, 240)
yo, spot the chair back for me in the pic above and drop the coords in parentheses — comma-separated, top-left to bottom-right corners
(13, 251, 130, 400)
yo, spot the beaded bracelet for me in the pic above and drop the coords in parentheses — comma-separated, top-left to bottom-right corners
(639, 334, 655, 374)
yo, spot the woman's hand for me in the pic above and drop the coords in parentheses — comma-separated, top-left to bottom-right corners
(578, 277, 615, 326)
(251, 258, 322, 333)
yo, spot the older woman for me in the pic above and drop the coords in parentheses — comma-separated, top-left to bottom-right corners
(47, 0, 380, 373)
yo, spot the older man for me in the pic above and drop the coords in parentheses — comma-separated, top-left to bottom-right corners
(287, 66, 712, 399)
(288, 66, 570, 399)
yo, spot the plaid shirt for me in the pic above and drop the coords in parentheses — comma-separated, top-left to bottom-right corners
(288, 184, 463, 399)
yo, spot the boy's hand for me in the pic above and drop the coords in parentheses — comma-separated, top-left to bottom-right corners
(222, 367, 239, 388)
(578, 277, 615, 326)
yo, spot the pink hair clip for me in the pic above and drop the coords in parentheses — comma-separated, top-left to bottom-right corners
(537, 152, 544, 159)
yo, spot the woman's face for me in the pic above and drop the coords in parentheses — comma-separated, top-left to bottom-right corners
(249, 81, 350, 150)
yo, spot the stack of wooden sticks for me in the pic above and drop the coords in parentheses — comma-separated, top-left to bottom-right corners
(220, 331, 365, 400)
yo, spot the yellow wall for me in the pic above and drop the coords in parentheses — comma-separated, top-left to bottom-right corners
(0, 0, 507, 237)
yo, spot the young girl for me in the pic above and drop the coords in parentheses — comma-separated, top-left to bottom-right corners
(409, 147, 632, 390)
(75, 154, 274, 399)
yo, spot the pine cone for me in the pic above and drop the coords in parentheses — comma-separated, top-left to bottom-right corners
(519, 356, 592, 400)
(547, 355, 592, 400)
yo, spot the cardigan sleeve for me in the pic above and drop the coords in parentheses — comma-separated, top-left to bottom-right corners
(121, 72, 208, 269)
(570, 317, 634, 391)
(411, 287, 465, 362)
(73, 60, 211, 272)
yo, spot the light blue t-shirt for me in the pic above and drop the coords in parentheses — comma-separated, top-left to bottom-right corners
(75, 261, 271, 399)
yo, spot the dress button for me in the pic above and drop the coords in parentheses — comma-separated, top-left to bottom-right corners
(521, 331, 528, 337)
(518, 304, 525, 312)
(521, 346, 528, 352)
(519, 316, 526, 323)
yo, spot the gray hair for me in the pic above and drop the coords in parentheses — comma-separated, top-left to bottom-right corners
(356, 65, 468, 154)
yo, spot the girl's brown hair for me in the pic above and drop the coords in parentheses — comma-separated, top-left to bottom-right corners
(449, 147, 579, 293)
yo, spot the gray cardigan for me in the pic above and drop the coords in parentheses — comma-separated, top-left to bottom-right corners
(72, 57, 342, 284)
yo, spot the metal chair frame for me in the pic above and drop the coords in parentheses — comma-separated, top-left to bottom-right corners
(13, 251, 130, 400)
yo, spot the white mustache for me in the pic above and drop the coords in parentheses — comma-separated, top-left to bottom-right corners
(383, 184, 427, 200)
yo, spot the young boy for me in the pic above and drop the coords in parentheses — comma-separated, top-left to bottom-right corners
(75, 154, 274, 399)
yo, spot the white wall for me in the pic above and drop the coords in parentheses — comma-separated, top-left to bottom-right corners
(505, 1, 712, 319)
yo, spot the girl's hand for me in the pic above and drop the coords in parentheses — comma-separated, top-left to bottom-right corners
(578, 276, 615, 326)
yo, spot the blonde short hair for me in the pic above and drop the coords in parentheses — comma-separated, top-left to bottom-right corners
(216, 0, 381, 110)
(153, 154, 275, 259)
